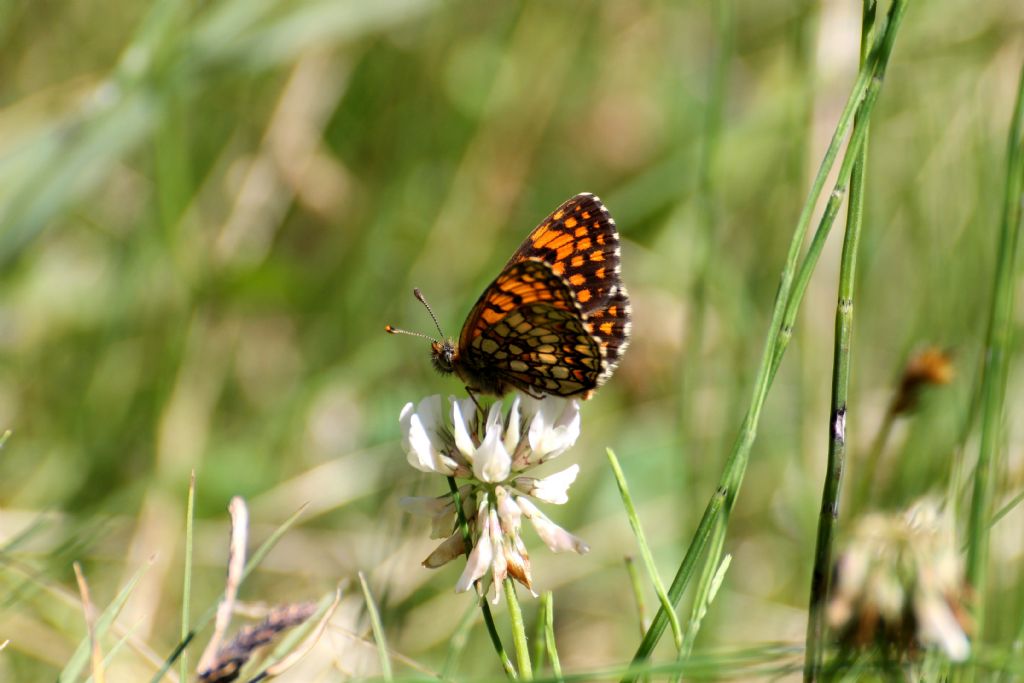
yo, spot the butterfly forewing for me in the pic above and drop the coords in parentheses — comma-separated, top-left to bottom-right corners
(508, 194, 624, 306)
(459, 260, 604, 397)
(421, 192, 632, 399)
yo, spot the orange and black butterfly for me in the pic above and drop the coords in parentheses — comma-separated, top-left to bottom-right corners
(388, 193, 631, 399)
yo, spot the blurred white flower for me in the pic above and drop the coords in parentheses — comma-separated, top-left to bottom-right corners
(399, 393, 587, 597)
(827, 498, 971, 662)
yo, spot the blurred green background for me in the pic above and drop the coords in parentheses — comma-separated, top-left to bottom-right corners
(1, 0, 1023, 679)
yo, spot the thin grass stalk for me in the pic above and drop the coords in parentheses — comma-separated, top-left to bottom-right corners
(197, 497, 248, 674)
(59, 563, 152, 683)
(542, 592, 563, 682)
(966, 61, 1024, 643)
(768, 20, 909, 395)
(72, 562, 105, 683)
(532, 593, 548, 673)
(624, 556, 649, 636)
(680, 517, 726, 659)
(623, 486, 724, 679)
(442, 600, 478, 679)
(149, 503, 307, 683)
(358, 572, 393, 681)
(504, 579, 533, 680)
(447, 476, 517, 679)
(803, 4, 876, 679)
(623, 4, 909, 676)
(606, 448, 683, 651)
(180, 471, 196, 683)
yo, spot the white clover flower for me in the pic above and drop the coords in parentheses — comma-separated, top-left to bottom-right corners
(827, 498, 971, 662)
(399, 393, 587, 597)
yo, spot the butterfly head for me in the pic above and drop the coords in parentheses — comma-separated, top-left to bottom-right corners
(387, 288, 460, 375)
(430, 339, 457, 375)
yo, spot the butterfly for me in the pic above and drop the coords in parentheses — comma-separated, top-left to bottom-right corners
(387, 193, 631, 399)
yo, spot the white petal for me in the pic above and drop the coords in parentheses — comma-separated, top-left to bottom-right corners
(503, 395, 522, 453)
(455, 532, 492, 593)
(495, 486, 522, 535)
(518, 497, 589, 554)
(423, 533, 466, 568)
(416, 395, 445, 439)
(451, 397, 475, 458)
(455, 503, 492, 593)
(473, 412, 512, 483)
(400, 396, 457, 474)
(399, 402, 415, 447)
(404, 413, 448, 473)
(485, 401, 504, 432)
(915, 594, 970, 661)
(488, 509, 507, 603)
(528, 398, 581, 460)
(517, 464, 579, 504)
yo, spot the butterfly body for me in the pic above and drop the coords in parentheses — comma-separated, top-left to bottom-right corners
(404, 193, 631, 399)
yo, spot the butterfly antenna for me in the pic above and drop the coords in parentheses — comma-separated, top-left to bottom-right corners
(384, 288, 446, 342)
(384, 324, 437, 342)
(413, 288, 447, 339)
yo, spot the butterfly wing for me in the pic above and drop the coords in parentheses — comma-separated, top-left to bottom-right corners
(507, 193, 631, 384)
(457, 259, 604, 397)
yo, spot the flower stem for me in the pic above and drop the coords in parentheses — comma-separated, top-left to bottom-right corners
(803, 3, 876, 679)
(447, 476, 517, 679)
(622, 3, 910, 677)
(504, 579, 533, 680)
(966, 60, 1024, 646)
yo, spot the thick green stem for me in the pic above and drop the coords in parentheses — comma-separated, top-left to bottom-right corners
(622, 4, 910, 677)
(804, 3, 876, 679)
(965, 62, 1024, 644)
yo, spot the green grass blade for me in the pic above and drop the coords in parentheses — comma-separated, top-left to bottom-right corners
(542, 592, 563, 682)
(148, 502, 308, 683)
(966, 60, 1024, 643)
(179, 472, 196, 683)
(606, 448, 683, 651)
(623, 3, 911, 676)
(803, 2, 876, 679)
(58, 562, 151, 683)
(359, 571, 393, 681)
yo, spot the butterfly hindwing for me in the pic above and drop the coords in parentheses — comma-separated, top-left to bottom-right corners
(422, 192, 632, 399)
(458, 260, 604, 397)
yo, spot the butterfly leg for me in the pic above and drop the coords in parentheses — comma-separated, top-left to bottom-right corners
(464, 386, 485, 414)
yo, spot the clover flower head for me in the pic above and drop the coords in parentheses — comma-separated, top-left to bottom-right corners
(399, 393, 588, 600)
(827, 498, 971, 662)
